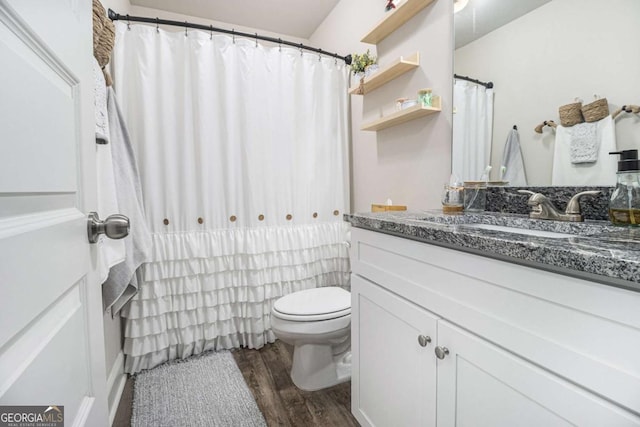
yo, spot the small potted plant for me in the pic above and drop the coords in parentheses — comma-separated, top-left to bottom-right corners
(350, 49, 378, 81)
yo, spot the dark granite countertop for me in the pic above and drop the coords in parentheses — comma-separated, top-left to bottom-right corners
(346, 210, 640, 292)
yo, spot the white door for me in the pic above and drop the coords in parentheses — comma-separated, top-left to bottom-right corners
(0, 1, 108, 426)
(436, 320, 640, 427)
(351, 275, 438, 427)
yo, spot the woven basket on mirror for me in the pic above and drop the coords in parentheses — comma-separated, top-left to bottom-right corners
(582, 98, 609, 122)
(558, 101, 584, 127)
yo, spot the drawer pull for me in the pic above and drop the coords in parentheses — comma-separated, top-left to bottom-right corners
(418, 335, 431, 347)
(435, 346, 450, 359)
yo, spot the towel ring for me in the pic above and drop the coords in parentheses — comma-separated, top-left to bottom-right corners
(534, 120, 557, 134)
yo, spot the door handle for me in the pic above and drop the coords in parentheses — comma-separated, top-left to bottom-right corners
(87, 212, 130, 243)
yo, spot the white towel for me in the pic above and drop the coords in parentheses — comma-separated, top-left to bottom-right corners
(94, 58, 109, 144)
(500, 128, 528, 186)
(102, 87, 153, 314)
(552, 116, 617, 185)
(569, 122, 598, 164)
(95, 59, 125, 284)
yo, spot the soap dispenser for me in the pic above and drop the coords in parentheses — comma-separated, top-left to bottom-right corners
(608, 150, 640, 226)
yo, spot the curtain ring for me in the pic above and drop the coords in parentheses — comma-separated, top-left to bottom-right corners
(184, 22, 188, 37)
(278, 38, 282, 52)
(156, 17, 159, 33)
(210, 25, 213, 40)
(232, 29, 235, 44)
(299, 43, 303, 56)
(318, 49, 322, 62)
(255, 33, 258, 48)
(126, 14, 131, 30)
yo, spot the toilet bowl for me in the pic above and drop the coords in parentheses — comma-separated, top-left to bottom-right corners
(271, 286, 351, 391)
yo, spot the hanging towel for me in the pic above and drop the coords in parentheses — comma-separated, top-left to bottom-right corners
(94, 57, 109, 144)
(552, 115, 617, 185)
(500, 128, 527, 186)
(95, 59, 125, 284)
(102, 87, 153, 314)
(569, 122, 599, 163)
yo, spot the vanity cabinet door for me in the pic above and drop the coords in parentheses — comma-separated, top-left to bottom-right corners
(436, 320, 640, 427)
(352, 274, 439, 427)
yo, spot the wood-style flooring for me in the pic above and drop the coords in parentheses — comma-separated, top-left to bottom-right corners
(113, 375, 134, 427)
(232, 341, 358, 427)
(112, 340, 358, 427)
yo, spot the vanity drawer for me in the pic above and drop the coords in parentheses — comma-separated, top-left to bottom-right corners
(350, 228, 640, 414)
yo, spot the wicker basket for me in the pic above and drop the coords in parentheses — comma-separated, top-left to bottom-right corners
(92, 0, 115, 85)
(582, 98, 609, 122)
(558, 101, 584, 127)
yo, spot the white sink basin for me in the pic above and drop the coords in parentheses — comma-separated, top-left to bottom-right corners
(465, 223, 575, 239)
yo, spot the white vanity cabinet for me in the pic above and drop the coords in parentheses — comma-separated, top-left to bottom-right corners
(350, 228, 640, 427)
(435, 320, 637, 426)
(352, 274, 438, 427)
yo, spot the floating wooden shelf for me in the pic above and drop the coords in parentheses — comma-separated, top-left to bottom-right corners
(361, 0, 436, 44)
(349, 52, 420, 95)
(361, 96, 441, 131)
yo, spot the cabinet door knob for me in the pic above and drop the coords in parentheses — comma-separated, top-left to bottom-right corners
(435, 346, 450, 359)
(417, 335, 431, 347)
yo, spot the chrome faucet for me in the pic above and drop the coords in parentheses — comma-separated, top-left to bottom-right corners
(518, 190, 601, 222)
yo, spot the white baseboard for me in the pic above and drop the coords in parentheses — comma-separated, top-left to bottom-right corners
(106, 351, 127, 426)
(72, 396, 94, 427)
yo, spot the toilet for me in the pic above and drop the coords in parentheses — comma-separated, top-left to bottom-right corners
(271, 286, 352, 391)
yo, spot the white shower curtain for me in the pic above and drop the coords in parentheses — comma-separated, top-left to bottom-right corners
(112, 22, 351, 373)
(452, 80, 494, 182)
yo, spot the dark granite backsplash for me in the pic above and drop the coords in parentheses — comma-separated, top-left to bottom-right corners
(486, 186, 613, 220)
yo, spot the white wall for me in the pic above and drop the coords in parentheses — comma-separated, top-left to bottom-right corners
(101, 0, 131, 16)
(103, 1, 309, 45)
(101, 308, 121, 374)
(455, 0, 640, 185)
(311, 0, 454, 212)
(97, 2, 130, 422)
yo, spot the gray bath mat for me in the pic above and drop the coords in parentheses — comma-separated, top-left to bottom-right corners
(132, 350, 266, 427)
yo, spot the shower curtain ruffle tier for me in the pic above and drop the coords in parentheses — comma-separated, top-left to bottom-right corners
(122, 221, 350, 373)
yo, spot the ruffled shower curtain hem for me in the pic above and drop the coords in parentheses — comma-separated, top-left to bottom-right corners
(122, 222, 351, 373)
(124, 331, 277, 374)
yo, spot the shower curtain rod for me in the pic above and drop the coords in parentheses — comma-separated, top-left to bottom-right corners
(454, 74, 494, 89)
(108, 9, 352, 65)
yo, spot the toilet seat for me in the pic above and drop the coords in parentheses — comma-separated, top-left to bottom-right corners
(272, 287, 351, 322)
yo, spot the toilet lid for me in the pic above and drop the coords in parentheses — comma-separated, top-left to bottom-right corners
(273, 287, 350, 320)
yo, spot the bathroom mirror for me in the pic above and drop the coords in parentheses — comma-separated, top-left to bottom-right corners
(453, 0, 640, 186)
